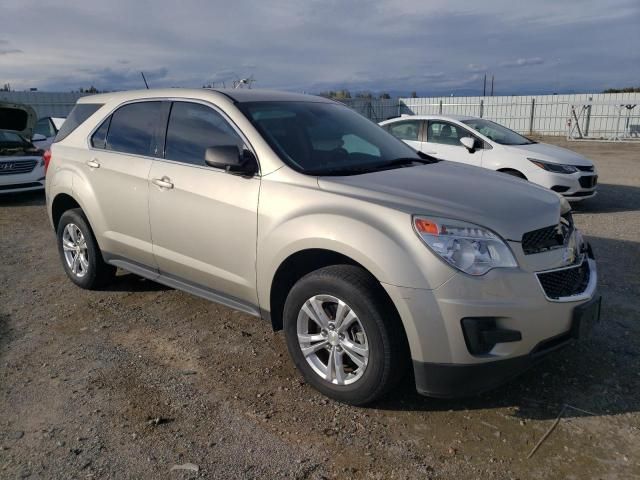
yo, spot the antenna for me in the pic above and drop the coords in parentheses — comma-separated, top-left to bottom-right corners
(141, 72, 149, 89)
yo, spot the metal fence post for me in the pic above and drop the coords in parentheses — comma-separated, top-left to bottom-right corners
(438, 100, 443, 114)
(479, 100, 484, 118)
(529, 98, 536, 135)
(584, 97, 592, 137)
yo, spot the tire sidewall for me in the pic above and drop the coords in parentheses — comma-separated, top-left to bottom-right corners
(284, 272, 390, 404)
(56, 210, 101, 289)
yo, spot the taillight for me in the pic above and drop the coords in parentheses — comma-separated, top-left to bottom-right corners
(43, 149, 52, 174)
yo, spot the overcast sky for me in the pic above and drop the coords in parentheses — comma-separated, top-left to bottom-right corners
(2, 0, 639, 95)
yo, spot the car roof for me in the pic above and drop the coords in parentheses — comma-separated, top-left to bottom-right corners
(77, 88, 334, 105)
(381, 114, 478, 123)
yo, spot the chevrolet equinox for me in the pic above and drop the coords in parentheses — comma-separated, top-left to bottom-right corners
(45, 89, 600, 405)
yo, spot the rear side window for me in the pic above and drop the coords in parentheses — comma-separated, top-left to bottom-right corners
(165, 102, 243, 166)
(106, 102, 163, 156)
(387, 120, 420, 141)
(91, 116, 111, 149)
(54, 104, 103, 143)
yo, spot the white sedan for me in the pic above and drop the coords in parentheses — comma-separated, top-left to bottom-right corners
(380, 115, 597, 201)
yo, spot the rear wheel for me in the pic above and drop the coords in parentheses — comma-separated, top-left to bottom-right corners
(56, 209, 115, 289)
(283, 265, 407, 405)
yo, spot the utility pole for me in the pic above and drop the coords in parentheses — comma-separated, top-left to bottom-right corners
(483, 74, 486, 96)
(490, 75, 494, 96)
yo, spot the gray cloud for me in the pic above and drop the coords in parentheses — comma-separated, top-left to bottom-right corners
(0, 0, 638, 95)
(500, 57, 545, 68)
(0, 49, 22, 55)
(467, 64, 488, 72)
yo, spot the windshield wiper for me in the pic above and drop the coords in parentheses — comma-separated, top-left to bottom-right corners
(374, 154, 440, 171)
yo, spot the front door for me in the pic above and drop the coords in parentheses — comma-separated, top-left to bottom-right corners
(148, 101, 260, 306)
(422, 120, 483, 167)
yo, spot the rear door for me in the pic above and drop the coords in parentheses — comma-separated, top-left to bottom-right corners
(148, 100, 260, 306)
(85, 101, 166, 268)
(422, 120, 483, 167)
(384, 119, 422, 151)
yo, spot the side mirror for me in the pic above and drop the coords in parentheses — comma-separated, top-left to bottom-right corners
(32, 133, 47, 142)
(204, 145, 257, 176)
(459, 136, 476, 152)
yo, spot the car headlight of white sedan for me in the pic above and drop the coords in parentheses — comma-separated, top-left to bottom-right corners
(528, 158, 578, 174)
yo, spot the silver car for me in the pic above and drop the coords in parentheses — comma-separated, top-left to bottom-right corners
(45, 89, 600, 405)
(0, 102, 46, 193)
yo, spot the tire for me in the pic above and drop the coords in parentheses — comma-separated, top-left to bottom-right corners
(56, 208, 116, 289)
(500, 169, 527, 180)
(283, 265, 408, 405)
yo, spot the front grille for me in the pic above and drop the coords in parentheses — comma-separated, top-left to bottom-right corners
(522, 212, 574, 255)
(0, 182, 43, 190)
(0, 159, 38, 175)
(537, 259, 590, 300)
(575, 165, 594, 172)
(566, 191, 596, 198)
(579, 175, 598, 188)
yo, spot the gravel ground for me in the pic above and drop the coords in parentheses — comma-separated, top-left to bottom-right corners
(1, 138, 639, 479)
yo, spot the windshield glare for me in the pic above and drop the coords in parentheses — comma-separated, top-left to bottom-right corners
(461, 118, 534, 145)
(238, 101, 422, 175)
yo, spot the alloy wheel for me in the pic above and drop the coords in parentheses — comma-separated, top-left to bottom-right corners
(62, 223, 89, 278)
(296, 294, 369, 385)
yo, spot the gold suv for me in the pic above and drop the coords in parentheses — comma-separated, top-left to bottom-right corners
(46, 89, 600, 405)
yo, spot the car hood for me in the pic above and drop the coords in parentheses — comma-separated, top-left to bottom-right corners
(508, 142, 593, 166)
(0, 102, 37, 140)
(318, 161, 562, 241)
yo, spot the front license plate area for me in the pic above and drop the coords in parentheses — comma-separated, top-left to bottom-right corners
(571, 296, 601, 339)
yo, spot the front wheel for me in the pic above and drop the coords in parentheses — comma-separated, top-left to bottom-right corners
(283, 265, 408, 405)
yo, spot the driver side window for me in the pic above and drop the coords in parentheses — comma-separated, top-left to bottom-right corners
(165, 102, 244, 166)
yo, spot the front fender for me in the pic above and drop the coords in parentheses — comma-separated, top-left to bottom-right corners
(257, 207, 456, 313)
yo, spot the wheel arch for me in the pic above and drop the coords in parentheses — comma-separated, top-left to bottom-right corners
(51, 193, 82, 230)
(498, 168, 528, 180)
(268, 248, 393, 332)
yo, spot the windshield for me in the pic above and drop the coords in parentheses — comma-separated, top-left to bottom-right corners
(238, 101, 426, 175)
(461, 118, 535, 145)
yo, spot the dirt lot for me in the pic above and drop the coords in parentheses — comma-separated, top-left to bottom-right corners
(1, 138, 639, 479)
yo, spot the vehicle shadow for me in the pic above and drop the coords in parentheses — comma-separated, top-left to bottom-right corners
(373, 235, 640, 421)
(103, 272, 171, 293)
(0, 190, 45, 207)
(572, 183, 640, 214)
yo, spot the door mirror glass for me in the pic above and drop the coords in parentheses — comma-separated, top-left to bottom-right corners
(459, 136, 476, 151)
(205, 146, 257, 175)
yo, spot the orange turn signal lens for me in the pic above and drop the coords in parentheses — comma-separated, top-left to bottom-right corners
(414, 218, 440, 235)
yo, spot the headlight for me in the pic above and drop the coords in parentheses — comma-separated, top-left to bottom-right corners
(528, 158, 578, 174)
(413, 216, 517, 275)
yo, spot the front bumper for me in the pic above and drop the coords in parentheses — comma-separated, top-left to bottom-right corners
(530, 169, 598, 202)
(413, 295, 600, 397)
(382, 253, 599, 398)
(0, 162, 45, 194)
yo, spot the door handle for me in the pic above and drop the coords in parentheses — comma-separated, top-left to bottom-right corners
(86, 158, 100, 169)
(152, 176, 174, 189)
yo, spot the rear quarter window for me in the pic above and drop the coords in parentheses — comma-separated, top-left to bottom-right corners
(54, 103, 103, 143)
(105, 101, 164, 156)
